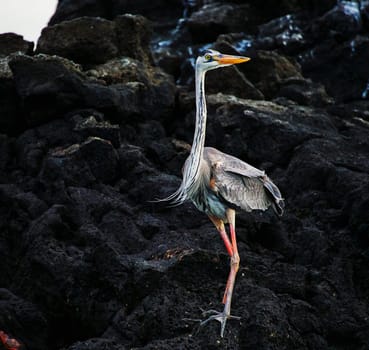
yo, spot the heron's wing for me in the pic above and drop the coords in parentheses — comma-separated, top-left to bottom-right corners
(206, 150, 284, 215)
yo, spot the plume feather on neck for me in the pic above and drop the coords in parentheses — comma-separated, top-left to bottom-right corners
(162, 64, 208, 205)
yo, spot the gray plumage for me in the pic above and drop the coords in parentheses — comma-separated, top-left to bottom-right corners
(203, 147, 284, 216)
(185, 147, 284, 221)
(162, 49, 284, 338)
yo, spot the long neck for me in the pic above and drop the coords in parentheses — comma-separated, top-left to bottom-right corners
(165, 65, 208, 204)
(191, 65, 207, 166)
(179, 66, 208, 199)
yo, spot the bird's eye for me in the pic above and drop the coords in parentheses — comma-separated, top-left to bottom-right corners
(204, 54, 212, 61)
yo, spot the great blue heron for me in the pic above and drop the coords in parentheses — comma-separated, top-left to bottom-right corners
(166, 49, 284, 337)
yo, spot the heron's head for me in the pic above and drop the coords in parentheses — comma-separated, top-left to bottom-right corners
(196, 49, 250, 73)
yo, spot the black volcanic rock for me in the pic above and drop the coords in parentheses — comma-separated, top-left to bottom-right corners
(255, 13, 310, 55)
(49, 0, 183, 27)
(37, 15, 153, 65)
(49, 0, 110, 25)
(8, 53, 175, 126)
(1, 1, 369, 349)
(85, 57, 176, 119)
(0, 289, 48, 350)
(114, 14, 153, 65)
(37, 17, 119, 64)
(240, 50, 303, 99)
(41, 137, 118, 186)
(64, 338, 126, 350)
(0, 57, 22, 134)
(73, 114, 121, 147)
(277, 77, 333, 107)
(0, 33, 33, 57)
(311, 1, 362, 40)
(188, 3, 252, 43)
(9, 54, 85, 127)
(300, 35, 369, 102)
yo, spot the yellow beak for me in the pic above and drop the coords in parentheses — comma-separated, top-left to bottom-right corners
(215, 54, 251, 65)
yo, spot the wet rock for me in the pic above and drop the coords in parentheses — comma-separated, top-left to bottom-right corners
(0, 33, 33, 57)
(256, 13, 310, 54)
(38, 15, 153, 65)
(362, 2, 369, 32)
(311, 1, 362, 41)
(247, 0, 336, 20)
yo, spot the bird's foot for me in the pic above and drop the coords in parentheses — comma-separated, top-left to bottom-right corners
(200, 308, 240, 337)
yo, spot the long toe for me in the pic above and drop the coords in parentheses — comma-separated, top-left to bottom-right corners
(199, 309, 241, 337)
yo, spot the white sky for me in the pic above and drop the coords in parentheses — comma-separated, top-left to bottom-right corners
(0, 0, 58, 43)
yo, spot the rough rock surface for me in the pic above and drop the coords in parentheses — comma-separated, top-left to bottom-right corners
(37, 15, 153, 65)
(0, 33, 33, 57)
(1, 1, 369, 350)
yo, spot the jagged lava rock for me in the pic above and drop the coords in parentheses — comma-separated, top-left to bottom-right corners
(277, 77, 334, 107)
(0, 33, 33, 57)
(114, 14, 153, 65)
(0, 56, 22, 134)
(9, 53, 175, 126)
(9, 54, 85, 127)
(63, 338, 126, 350)
(1, 1, 369, 349)
(49, 0, 183, 28)
(188, 3, 252, 43)
(300, 35, 369, 102)
(41, 137, 118, 186)
(38, 15, 153, 65)
(37, 17, 118, 64)
(72, 113, 121, 147)
(49, 0, 111, 25)
(0, 289, 48, 350)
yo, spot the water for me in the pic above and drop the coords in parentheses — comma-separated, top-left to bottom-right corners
(337, 0, 361, 21)
(361, 80, 369, 99)
(233, 39, 252, 54)
(258, 13, 305, 49)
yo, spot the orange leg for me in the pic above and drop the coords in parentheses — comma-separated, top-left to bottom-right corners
(203, 210, 240, 337)
(208, 215, 233, 257)
(222, 209, 240, 315)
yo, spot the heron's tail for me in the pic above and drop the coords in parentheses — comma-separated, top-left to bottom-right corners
(263, 177, 284, 216)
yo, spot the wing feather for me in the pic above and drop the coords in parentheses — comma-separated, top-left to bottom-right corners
(204, 147, 284, 215)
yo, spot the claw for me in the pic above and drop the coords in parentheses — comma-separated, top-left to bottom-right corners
(200, 309, 240, 338)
